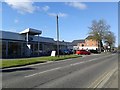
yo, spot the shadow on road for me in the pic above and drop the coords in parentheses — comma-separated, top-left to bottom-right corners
(1, 67, 35, 73)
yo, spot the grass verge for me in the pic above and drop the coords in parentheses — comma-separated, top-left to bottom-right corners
(1, 55, 81, 69)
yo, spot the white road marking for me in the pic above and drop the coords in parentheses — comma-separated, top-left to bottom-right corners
(70, 62, 85, 66)
(25, 67, 62, 78)
(24, 54, 115, 78)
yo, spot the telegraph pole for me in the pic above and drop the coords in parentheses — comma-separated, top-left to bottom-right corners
(56, 15, 59, 57)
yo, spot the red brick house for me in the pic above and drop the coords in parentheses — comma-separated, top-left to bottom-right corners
(72, 36, 99, 50)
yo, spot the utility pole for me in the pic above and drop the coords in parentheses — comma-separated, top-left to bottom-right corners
(56, 15, 59, 57)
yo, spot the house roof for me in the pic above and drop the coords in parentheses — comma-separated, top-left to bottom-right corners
(72, 39, 85, 45)
(85, 36, 94, 40)
(54, 41, 73, 46)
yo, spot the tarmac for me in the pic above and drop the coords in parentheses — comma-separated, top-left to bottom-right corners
(104, 69, 118, 88)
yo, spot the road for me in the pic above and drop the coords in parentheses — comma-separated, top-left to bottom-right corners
(2, 53, 118, 89)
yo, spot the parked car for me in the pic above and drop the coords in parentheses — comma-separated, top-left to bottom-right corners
(73, 50, 77, 54)
(111, 50, 117, 53)
(68, 49, 74, 54)
(55, 49, 72, 55)
(55, 49, 64, 55)
(63, 50, 70, 55)
(88, 50, 99, 54)
(76, 50, 91, 55)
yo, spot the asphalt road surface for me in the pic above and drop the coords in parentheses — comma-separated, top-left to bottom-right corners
(2, 53, 118, 89)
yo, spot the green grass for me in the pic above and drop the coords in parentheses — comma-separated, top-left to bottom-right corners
(1, 55, 81, 69)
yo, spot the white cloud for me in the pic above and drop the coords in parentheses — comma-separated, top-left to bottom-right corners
(58, 12, 67, 17)
(48, 12, 67, 17)
(65, 2, 87, 10)
(42, 6, 50, 12)
(14, 19, 19, 23)
(5, 0, 39, 14)
(48, 12, 56, 17)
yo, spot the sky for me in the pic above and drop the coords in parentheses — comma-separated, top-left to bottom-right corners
(1, 1, 118, 46)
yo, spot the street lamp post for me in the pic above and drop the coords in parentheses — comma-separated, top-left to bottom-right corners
(98, 32, 101, 53)
(56, 15, 59, 57)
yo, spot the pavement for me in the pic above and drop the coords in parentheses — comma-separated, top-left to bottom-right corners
(2, 53, 118, 89)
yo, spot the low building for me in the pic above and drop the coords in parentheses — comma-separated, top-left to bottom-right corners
(0, 28, 72, 58)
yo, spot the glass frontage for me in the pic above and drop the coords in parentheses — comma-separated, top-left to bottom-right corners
(1, 40, 67, 58)
(43, 43, 55, 52)
(31, 42, 42, 56)
(0, 40, 2, 58)
(8, 41, 21, 58)
(2, 41, 6, 58)
(21, 42, 27, 57)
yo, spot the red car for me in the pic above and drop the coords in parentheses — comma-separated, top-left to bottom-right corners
(76, 50, 91, 55)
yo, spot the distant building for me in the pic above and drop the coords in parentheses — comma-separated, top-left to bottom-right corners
(0, 28, 72, 58)
(72, 36, 99, 50)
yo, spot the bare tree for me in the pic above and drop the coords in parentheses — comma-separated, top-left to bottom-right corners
(104, 31, 115, 52)
(88, 19, 110, 52)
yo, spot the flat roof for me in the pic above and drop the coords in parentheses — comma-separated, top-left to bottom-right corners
(19, 28, 42, 35)
(0, 30, 73, 45)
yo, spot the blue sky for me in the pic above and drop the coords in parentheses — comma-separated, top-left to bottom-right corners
(1, 1, 118, 46)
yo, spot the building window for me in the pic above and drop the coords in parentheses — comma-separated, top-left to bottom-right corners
(2, 41, 6, 58)
(8, 41, 21, 58)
